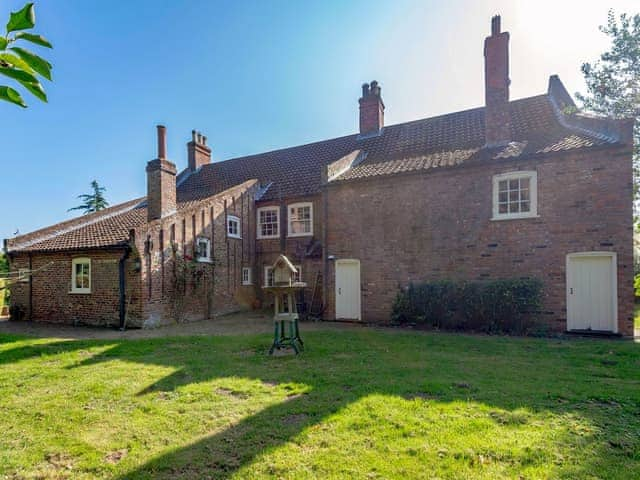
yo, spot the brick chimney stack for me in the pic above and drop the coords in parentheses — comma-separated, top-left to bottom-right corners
(484, 15, 511, 146)
(187, 130, 211, 171)
(359, 81, 385, 136)
(146, 125, 177, 221)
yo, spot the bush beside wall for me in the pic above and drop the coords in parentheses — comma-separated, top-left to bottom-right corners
(391, 278, 543, 334)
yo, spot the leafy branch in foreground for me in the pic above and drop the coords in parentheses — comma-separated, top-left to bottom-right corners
(0, 3, 53, 108)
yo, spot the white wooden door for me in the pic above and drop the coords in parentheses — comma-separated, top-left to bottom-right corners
(335, 259, 361, 320)
(566, 253, 617, 332)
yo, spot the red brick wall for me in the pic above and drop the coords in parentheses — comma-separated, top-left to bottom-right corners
(8, 181, 259, 328)
(324, 146, 634, 336)
(8, 249, 142, 327)
(255, 195, 324, 312)
(136, 180, 259, 326)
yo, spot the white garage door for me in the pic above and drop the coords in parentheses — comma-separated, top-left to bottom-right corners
(566, 252, 617, 333)
(335, 259, 361, 320)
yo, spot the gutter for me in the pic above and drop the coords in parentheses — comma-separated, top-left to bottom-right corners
(118, 246, 131, 331)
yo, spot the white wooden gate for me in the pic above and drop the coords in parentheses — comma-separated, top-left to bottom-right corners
(566, 252, 617, 332)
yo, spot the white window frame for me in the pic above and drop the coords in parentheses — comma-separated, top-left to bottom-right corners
(227, 215, 241, 239)
(264, 266, 274, 287)
(71, 257, 91, 294)
(242, 267, 252, 285)
(18, 268, 29, 283)
(195, 236, 212, 263)
(492, 171, 538, 221)
(287, 202, 313, 237)
(257, 206, 280, 239)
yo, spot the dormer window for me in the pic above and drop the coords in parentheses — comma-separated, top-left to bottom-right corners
(227, 215, 241, 239)
(288, 202, 313, 237)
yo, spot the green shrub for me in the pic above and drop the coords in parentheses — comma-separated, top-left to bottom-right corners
(391, 278, 543, 335)
(634, 274, 640, 299)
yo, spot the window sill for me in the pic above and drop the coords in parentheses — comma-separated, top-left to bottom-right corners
(69, 290, 91, 295)
(257, 235, 279, 240)
(287, 232, 313, 238)
(227, 235, 242, 240)
(491, 214, 539, 221)
(197, 258, 214, 264)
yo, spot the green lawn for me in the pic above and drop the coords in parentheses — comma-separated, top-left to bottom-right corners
(0, 329, 638, 479)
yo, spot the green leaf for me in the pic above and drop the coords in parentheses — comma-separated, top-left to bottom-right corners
(14, 32, 52, 48)
(0, 37, 7, 50)
(0, 65, 38, 84)
(0, 85, 26, 107)
(6, 3, 35, 33)
(0, 53, 34, 74)
(17, 77, 46, 102)
(10, 47, 51, 80)
(0, 66, 46, 102)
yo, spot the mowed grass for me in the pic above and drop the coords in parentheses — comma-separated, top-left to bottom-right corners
(0, 329, 639, 479)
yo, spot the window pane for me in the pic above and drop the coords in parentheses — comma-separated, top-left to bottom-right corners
(509, 191, 519, 202)
(509, 179, 519, 190)
(520, 201, 530, 212)
(520, 178, 530, 189)
(498, 192, 508, 203)
(498, 180, 508, 192)
(509, 202, 520, 213)
(520, 189, 530, 201)
(499, 203, 508, 214)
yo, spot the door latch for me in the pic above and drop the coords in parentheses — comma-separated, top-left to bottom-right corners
(570, 288, 573, 295)
(338, 288, 342, 295)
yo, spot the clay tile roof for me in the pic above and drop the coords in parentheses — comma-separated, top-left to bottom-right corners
(6, 199, 147, 253)
(177, 93, 622, 198)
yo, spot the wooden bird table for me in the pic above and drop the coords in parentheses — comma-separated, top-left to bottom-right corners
(264, 284, 305, 354)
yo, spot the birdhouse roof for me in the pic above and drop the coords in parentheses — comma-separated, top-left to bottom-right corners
(272, 254, 298, 274)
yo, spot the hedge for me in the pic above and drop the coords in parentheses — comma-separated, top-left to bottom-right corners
(391, 278, 543, 334)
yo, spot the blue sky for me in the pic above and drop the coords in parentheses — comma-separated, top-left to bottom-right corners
(1, 0, 637, 239)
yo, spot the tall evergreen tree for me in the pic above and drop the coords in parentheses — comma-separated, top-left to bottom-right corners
(68, 180, 109, 215)
(576, 10, 639, 224)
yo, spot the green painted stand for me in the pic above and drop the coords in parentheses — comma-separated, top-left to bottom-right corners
(267, 286, 304, 355)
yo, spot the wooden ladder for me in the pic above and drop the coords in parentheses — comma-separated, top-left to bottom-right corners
(307, 270, 324, 321)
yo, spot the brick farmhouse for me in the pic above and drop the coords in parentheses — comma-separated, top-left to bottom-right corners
(5, 17, 635, 335)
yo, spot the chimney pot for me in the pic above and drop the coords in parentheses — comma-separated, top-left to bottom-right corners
(491, 15, 501, 35)
(358, 81, 384, 136)
(147, 126, 177, 221)
(157, 125, 167, 159)
(188, 128, 212, 171)
(484, 15, 511, 146)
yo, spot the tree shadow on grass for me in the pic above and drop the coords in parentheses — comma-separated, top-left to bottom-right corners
(2, 331, 639, 478)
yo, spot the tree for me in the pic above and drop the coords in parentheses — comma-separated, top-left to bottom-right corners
(0, 2, 53, 108)
(68, 180, 110, 215)
(576, 10, 639, 224)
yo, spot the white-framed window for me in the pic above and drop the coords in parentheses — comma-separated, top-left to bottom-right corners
(257, 206, 279, 239)
(293, 264, 302, 283)
(288, 202, 313, 237)
(492, 171, 538, 220)
(264, 266, 274, 287)
(18, 268, 29, 283)
(71, 257, 91, 294)
(242, 267, 252, 285)
(227, 215, 241, 239)
(195, 237, 211, 262)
